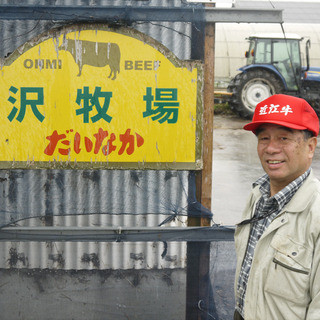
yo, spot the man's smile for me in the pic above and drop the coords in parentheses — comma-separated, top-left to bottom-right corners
(267, 160, 283, 164)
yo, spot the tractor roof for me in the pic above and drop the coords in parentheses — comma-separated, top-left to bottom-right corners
(248, 33, 302, 40)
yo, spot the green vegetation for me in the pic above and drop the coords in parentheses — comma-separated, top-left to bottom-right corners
(214, 102, 234, 115)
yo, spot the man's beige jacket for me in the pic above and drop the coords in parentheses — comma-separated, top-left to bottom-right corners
(234, 170, 320, 320)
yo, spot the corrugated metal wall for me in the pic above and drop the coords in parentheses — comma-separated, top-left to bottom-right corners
(0, 170, 189, 270)
(0, 3, 241, 319)
(0, 0, 192, 61)
(0, 0, 195, 271)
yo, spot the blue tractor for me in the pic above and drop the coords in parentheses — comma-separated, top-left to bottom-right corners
(227, 33, 320, 119)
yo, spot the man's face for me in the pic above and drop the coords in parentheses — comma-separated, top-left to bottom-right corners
(257, 124, 317, 194)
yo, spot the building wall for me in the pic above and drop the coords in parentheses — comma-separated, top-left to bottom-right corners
(0, 3, 195, 318)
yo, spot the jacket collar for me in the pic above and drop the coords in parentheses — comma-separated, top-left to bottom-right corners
(285, 169, 318, 213)
(252, 169, 317, 215)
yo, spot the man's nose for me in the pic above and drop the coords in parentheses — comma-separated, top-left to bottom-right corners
(265, 139, 281, 153)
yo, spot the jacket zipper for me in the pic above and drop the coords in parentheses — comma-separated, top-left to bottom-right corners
(273, 258, 309, 275)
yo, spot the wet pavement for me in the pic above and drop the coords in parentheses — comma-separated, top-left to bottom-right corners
(211, 114, 320, 225)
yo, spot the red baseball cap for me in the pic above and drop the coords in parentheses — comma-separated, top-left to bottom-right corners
(243, 94, 319, 136)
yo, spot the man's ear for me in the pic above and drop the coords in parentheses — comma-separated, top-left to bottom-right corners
(308, 137, 317, 158)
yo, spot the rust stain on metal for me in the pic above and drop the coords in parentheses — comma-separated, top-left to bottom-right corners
(49, 253, 65, 268)
(129, 253, 144, 261)
(8, 248, 28, 268)
(81, 253, 100, 269)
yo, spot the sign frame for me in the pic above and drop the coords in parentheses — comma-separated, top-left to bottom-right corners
(1, 24, 203, 170)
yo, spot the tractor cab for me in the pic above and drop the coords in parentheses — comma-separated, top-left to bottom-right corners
(228, 33, 320, 119)
(244, 33, 303, 91)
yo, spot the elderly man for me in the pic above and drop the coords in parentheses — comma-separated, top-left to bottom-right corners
(234, 94, 320, 320)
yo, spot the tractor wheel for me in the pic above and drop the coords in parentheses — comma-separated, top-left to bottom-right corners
(300, 81, 320, 117)
(304, 98, 320, 118)
(227, 69, 284, 119)
(310, 99, 320, 116)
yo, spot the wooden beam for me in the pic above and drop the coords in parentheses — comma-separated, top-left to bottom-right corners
(201, 21, 215, 216)
(186, 20, 215, 320)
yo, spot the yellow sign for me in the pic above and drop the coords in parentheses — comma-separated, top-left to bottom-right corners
(0, 25, 203, 169)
